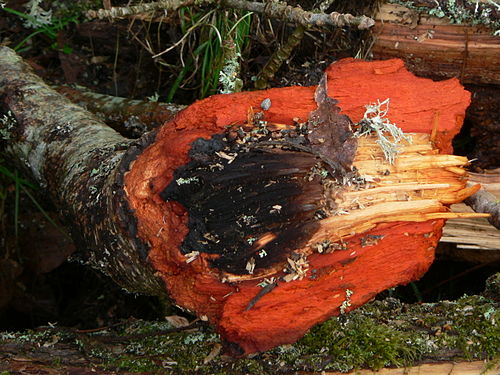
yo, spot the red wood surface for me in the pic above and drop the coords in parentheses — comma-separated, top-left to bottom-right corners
(124, 58, 470, 355)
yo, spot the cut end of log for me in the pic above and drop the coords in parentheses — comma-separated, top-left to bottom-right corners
(123, 58, 473, 355)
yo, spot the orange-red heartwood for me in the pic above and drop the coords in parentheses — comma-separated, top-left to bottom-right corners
(124, 58, 471, 355)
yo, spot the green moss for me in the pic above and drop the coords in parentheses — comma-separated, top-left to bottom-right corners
(1, 292, 497, 374)
(298, 315, 421, 371)
(271, 293, 498, 373)
(99, 320, 223, 373)
(112, 357, 159, 373)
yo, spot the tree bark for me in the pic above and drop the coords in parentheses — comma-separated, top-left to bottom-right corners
(0, 47, 165, 297)
(0, 47, 480, 356)
(55, 85, 186, 138)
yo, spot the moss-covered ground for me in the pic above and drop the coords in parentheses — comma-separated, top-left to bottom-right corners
(1, 285, 498, 374)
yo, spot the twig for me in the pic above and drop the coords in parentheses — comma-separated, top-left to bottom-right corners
(219, 38, 243, 94)
(95, 318, 201, 343)
(245, 281, 278, 311)
(225, 0, 374, 29)
(254, 25, 305, 89)
(86, 0, 196, 19)
(87, 0, 375, 30)
(254, 0, 339, 89)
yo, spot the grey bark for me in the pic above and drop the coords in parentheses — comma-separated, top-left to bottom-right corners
(87, 0, 375, 30)
(0, 46, 165, 296)
(465, 186, 500, 229)
(55, 85, 186, 138)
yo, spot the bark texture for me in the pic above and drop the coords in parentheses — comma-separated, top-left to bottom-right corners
(372, 3, 500, 85)
(0, 46, 165, 296)
(87, 0, 375, 30)
(55, 85, 186, 138)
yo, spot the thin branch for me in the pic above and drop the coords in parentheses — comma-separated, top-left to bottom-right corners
(225, 0, 374, 29)
(87, 0, 375, 30)
(465, 185, 500, 229)
(86, 0, 196, 19)
(254, 0, 339, 89)
(254, 25, 305, 89)
(55, 85, 186, 137)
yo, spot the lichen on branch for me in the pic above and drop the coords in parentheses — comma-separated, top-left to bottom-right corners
(87, 0, 375, 30)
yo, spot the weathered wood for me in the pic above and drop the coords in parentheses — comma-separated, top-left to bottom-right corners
(321, 361, 500, 375)
(372, 2, 500, 170)
(372, 2, 500, 85)
(0, 47, 476, 355)
(440, 170, 500, 263)
(0, 47, 165, 297)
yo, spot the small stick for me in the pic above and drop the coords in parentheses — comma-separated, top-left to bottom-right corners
(245, 282, 278, 311)
(430, 111, 440, 144)
(465, 186, 500, 229)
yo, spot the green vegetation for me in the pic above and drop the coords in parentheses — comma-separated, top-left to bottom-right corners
(1, 0, 100, 53)
(164, 7, 252, 101)
(2, 5, 78, 53)
(0, 163, 63, 239)
(1, 290, 497, 374)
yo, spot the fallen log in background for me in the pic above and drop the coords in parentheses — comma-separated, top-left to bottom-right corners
(0, 46, 484, 355)
(372, 1, 500, 169)
(373, 2, 500, 85)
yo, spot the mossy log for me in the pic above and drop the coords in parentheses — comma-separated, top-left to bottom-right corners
(0, 46, 484, 355)
(323, 361, 500, 375)
(1, 292, 498, 373)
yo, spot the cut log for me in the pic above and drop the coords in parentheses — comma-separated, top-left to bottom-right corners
(0, 47, 480, 355)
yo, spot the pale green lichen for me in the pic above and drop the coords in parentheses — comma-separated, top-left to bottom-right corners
(219, 52, 243, 94)
(354, 98, 412, 165)
(23, 0, 53, 29)
(176, 176, 199, 185)
(390, 0, 500, 33)
(0, 111, 16, 140)
(339, 289, 354, 314)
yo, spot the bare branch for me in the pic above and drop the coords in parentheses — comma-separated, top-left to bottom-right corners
(465, 185, 500, 229)
(87, 0, 375, 30)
